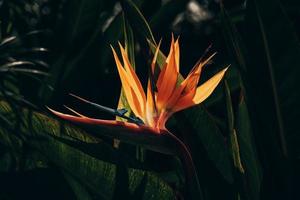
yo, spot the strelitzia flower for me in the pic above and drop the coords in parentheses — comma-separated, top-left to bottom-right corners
(112, 36, 227, 130)
(48, 36, 228, 200)
(48, 37, 227, 135)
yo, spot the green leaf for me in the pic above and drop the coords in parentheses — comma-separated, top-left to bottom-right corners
(224, 80, 244, 174)
(244, 0, 300, 159)
(220, 4, 248, 74)
(0, 101, 176, 200)
(176, 107, 234, 184)
(220, 1, 299, 198)
(62, 171, 93, 200)
(49, 134, 142, 169)
(121, 0, 156, 44)
(220, 1, 297, 197)
(40, 0, 118, 101)
(123, 14, 136, 69)
(235, 93, 262, 200)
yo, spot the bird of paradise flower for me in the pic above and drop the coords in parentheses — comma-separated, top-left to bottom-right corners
(48, 36, 228, 200)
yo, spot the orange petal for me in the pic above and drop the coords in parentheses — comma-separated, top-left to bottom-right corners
(118, 43, 146, 110)
(156, 35, 175, 89)
(167, 53, 216, 110)
(174, 37, 180, 72)
(146, 80, 156, 127)
(156, 62, 167, 89)
(173, 67, 228, 112)
(184, 52, 217, 93)
(172, 88, 196, 112)
(193, 67, 228, 104)
(156, 38, 178, 109)
(156, 110, 170, 130)
(165, 76, 188, 109)
(111, 46, 144, 120)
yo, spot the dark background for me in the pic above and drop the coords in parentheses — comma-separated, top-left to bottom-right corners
(0, 0, 299, 199)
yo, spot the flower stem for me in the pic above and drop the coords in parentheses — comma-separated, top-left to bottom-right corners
(164, 130, 204, 200)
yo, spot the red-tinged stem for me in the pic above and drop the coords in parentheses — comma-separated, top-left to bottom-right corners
(164, 129, 203, 200)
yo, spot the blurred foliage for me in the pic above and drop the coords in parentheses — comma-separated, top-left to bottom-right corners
(0, 0, 299, 199)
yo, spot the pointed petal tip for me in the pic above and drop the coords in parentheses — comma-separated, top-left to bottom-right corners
(118, 41, 124, 50)
(46, 106, 54, 112)
(192, 66, 229, 104)
(46, 106, 63, 116)
(110, 45, 118, 56)
(157, 38, 162, 47)
(63, 105, 87, 118)
(223, 65, 230, 73)
(172, 65, 229, 112)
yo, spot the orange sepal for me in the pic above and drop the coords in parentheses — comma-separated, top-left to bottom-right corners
(118, 43, 146, 108)
(156, 37, 178, 109)
(193, 67, 228, 104)
(173, 67, 228, 112)
(111, 46, 145, 120)
(47, 107, 160, 134)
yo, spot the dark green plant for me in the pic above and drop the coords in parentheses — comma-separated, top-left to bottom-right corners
(1, 0, 299, 199)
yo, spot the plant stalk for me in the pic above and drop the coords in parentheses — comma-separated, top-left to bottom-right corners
(164, 129, 204, 200)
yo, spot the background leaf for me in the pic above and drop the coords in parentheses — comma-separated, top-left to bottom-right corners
(0, 100, 176, 200)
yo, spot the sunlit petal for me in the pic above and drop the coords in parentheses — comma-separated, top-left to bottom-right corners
(146, 80, 156, 127)
(192, 67, 228, 104)
(166, 78, 188, 109)
(184, 52, 216, 93)
(111, 46, 144, 120)
(156, 37, 178, 109)
(172, 88, 196, 112)
(167, 53, 216, 110)
(174, 38, 180, 72)
(118, 43, 146, 109)
(156, 63, 167, 89)
(173, 67, 228, 112)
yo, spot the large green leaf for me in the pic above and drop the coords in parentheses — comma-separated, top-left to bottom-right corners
(62, 172, 93, 200)
(121, 0, 156, 44)
(224, 81, 244, 175)
(0, 101, 175, 200)
(40, 0, 119, 102)
(176, 107, 233, 183)
(244, 0, 300, 159)
(235, 92, 262, 200)
(224, 79, 262, 200)
(220, 0, 299, 198)
(50, 0, 111, 77)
